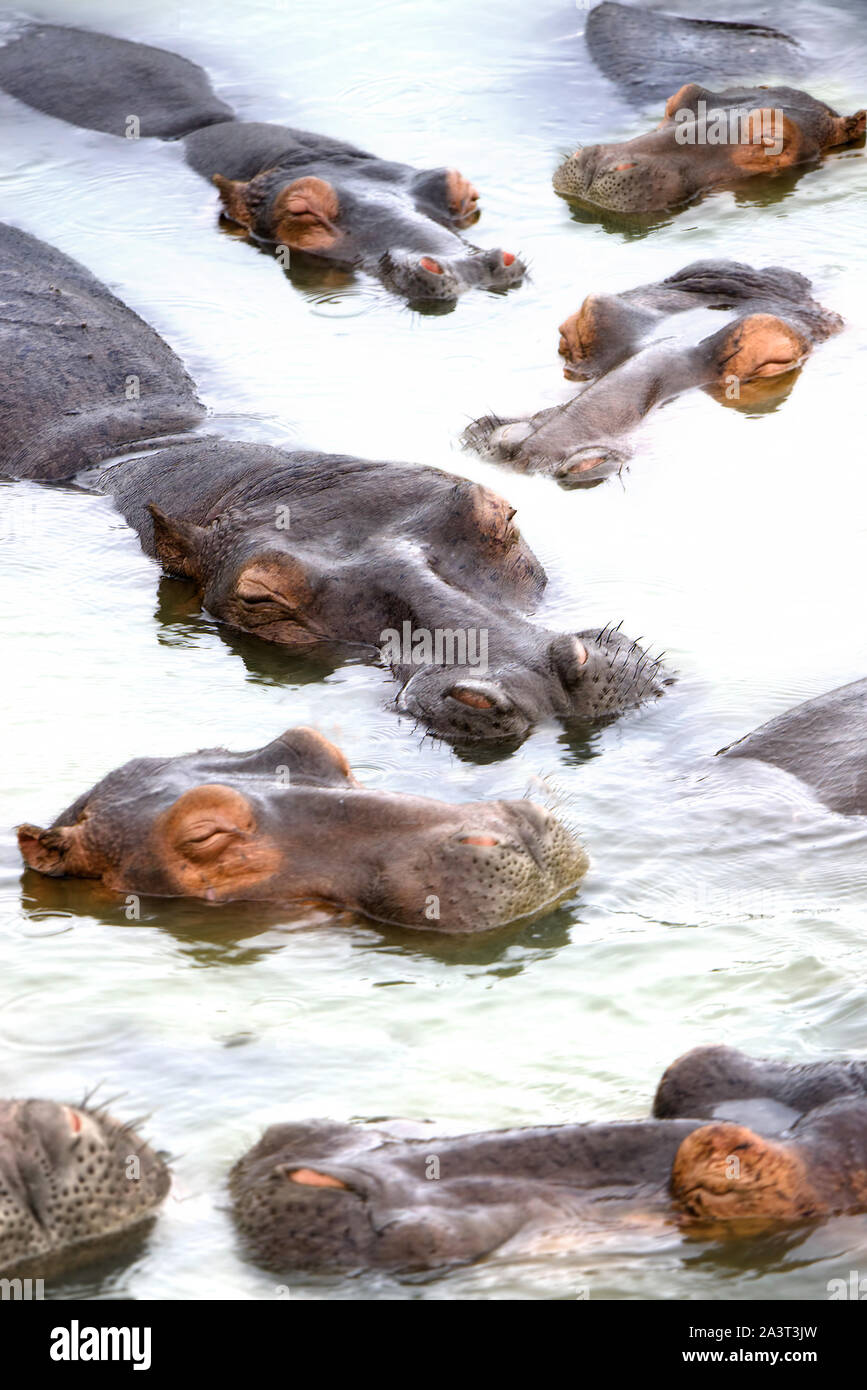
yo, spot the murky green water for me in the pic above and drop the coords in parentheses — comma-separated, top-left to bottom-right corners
(1, 0, 866, 1299)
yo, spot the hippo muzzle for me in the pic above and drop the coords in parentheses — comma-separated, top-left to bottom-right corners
(379, 246, 526, 303)
(0, 1099, 169, 1278)
(554, 146, 690, 214)
(396, 629, 668, 742)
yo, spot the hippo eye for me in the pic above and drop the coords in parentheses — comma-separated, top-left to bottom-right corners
(179, 827, 237, 860)
(449, 687, 496, 710)
(236, 580, 294, 608)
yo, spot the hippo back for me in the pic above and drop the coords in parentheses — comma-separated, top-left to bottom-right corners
(585, 2, 806, 104)
(0, 223, 205, 480)
(0, 23, 234, 137)
(719, 678, 867, 816)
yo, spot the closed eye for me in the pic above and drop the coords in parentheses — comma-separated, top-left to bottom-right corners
(236, 582, 297, 610)
(179, 827, 239, 859)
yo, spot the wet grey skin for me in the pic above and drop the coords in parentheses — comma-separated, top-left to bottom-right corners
(654, 1045, 867, 1121)
(553, 84, 865, 217)
(16, 728, 590, 932)
(230, 1045, 867, 1272)
(0, 222, 668, 747)
(0, 1099, 169, 1280)
(718, 677, 867, 817)
(584, 2, 807, 105)
(464, 261, 841, 487)
(0, 23, 525, 305)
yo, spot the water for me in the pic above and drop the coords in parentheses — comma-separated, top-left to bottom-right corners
(0, 0, 866, 1300)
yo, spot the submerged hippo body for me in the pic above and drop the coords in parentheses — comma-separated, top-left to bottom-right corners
(585, 2, 807, 105)
(466, 260, 840, 485)
(655, 1044, 867, 1121)
(0, 1099, 169, 1279)
(0, 23, 523, 304)
(0, 222, 666, 744)
(554, 83, 865, 216)
(16, 728, 588, 932)
(230, 1046, 867, 1272)
(719, 678, 867, 817)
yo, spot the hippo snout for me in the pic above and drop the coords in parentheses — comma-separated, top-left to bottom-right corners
(554, 147, 687, 214)
(390, 799, 588, 932)
(397, 666, 535, 743)
(0, 1098, 170, 1277)
(379, 247, 525, 302)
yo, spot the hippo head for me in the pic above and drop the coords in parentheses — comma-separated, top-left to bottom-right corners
(0, 1099, 169, 1277)
(670, 1121, 823, 1233)
(145, 472, 544, 659)
(230, 1120, 532, 1272)
(17, 729, 588, 931)
(212, 163, 525, 303)
(554, 85, 867, 215)
(137, 459, 666, 745)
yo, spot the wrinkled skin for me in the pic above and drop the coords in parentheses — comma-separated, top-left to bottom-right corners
(0, 23, 524, 305)
(465, 261, 840, 486)
(0, 1099, 169, 1279)
(718, 677, 867, 817)
(1, 223, 668, 745)
(554, 84, 865, 216)
(16, 728, 588, 932)
(585, 2, 807, 105)
(230, 1045, 867, 1272)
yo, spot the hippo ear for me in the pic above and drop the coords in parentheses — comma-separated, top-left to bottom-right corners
(212, 173, 256, 229)
(830, 110, 866, 146)
(274, 728, 360, 788)
(148, 504, 205, 582)
(17, 823, 78, 877)
(662, 83, 705, 121)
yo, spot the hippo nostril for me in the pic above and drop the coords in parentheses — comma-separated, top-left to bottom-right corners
(614, 162, 637, 171)
(419, 256, 444, 275)
(287, 1167, 347, 1189)
(450, 687, 495, 710)
(502, 252, 516, 266)
(457, 833, 501, 847)
(66, 1107, 82, 1134)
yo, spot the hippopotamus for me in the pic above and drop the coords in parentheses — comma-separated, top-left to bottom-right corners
(0, 222, 667, 745)
(584, 3, 807, 105)
(0, 23, 524, 305)
(465, 260, 840, 485)
(229, 1045, 867, 1272)
(0, 1099, 169, 1279)
(16, 727, 588, 932)
(718, 677, 867, 817)
(554, 83, 865, 216)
